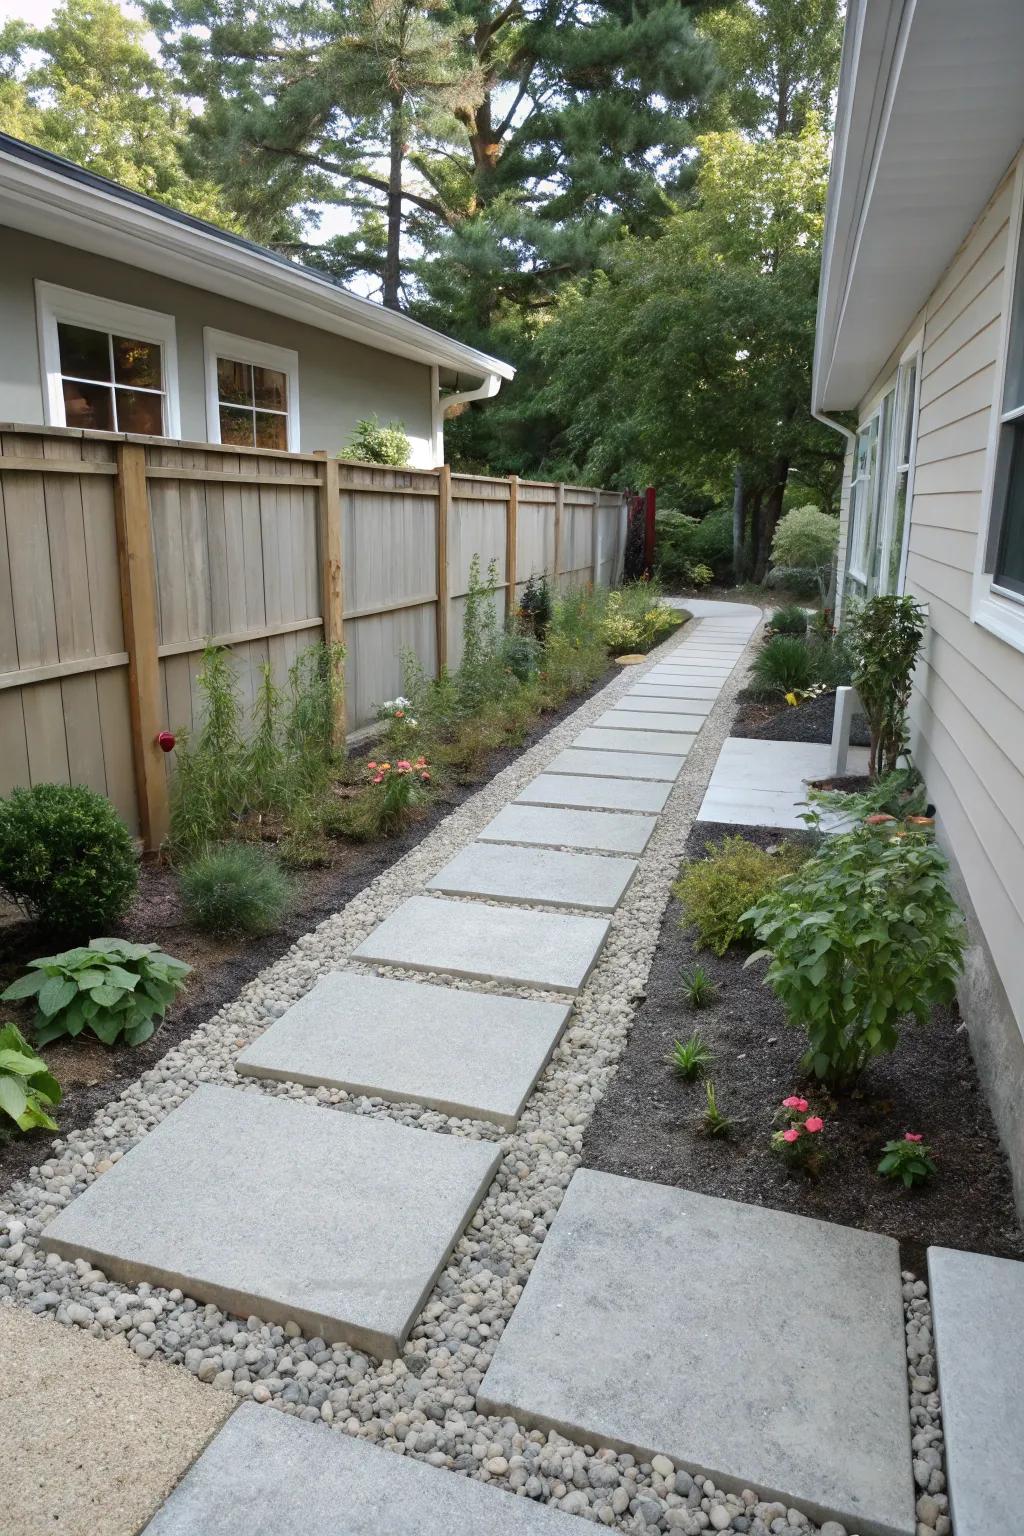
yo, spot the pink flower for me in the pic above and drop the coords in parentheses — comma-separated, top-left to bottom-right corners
(367, 761, 377, 771)
(782, 1127, 801, 1144)
(421, 771, 431, 782)
(371, 774, 384, 785)
(782, 1096, 809, 1112)
(904, 1132, 923, 1142)
(804, 1116, 824, 1134)
(397, 760, 412, 771)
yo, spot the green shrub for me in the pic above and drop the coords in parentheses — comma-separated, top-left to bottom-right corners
(603, 583, 683, 654)
(0, 1022, 61, 1133)
(846, 595, 927, 777)
(2, 939, 190, 1048)
(180, 844, 290, 935)
(770, 604, 808, 637)
(517, 573, 552, 640)
(343, 416, 411, 466)
(878, 1133, 937, 1188)
(808, 765, 928, 821)
(692, 509, 734, 576)
(808, 629, 855, 689)
(169, 646, 246, 852)
(674, 836, 808, 956)
(501, 632, 542, 683)
(770, 505, 839, 598)
(0, 783, 138, 936)
(749, 635, 814, 696)
(744, 828, 966, 1089)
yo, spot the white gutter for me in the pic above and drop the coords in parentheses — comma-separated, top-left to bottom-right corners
(441, 373, 503, 413)
(431, 372, 503, 466)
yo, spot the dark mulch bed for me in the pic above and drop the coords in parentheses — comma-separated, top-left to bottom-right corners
(0, 668, 614, 1189)
(582, 819, 1024, 1270)
(731, 686, 871, 746)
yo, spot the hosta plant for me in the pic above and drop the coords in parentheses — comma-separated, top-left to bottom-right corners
(2, 939, 191, 1048)
(744, 828, 965, 1090)
(0, 1022, 61, 1132)
(878, 1132, 937, 1188)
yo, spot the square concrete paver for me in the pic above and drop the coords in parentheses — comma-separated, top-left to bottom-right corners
(237, 971, 570, 1127)
(478, 1170, 915, 1536)
(928, 1246, 1024, 1536)
(143, 1401, 588, 1535)
(697, 738, 867, 830)
(515, 774, 672, 814)
(44, 1084, 501, 1357)
(595, 708, 705, 735)
(574, 726, 697, 755)
(427, 840, 637, 912)
(1, 1303, 231, 1536)
(479, 802, 655, 855)
(616, 694, 715, 715)
(544, 747, 685, 781)
(628, 683, 720, 700)
(352, 895, 609, 992)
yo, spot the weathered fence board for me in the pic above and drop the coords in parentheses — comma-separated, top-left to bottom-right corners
(0, 424, 625, 846)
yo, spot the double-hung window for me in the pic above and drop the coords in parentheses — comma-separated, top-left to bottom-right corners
(843, 346, 920, 607)
(36, 282, 180, 437)
(987, 216, 1024, 600)
(203, 329, 299, 451)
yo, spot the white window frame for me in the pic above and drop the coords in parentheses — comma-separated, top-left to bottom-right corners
(203, 328, 300, 451)
(844, 332, 922, 605)
(973, 151, 1024, 654)
(35, 280, 181, 438)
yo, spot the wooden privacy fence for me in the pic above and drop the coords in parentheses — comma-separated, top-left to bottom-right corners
(0, 424, 626, 848)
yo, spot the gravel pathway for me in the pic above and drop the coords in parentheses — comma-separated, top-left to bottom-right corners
(0, 611, 949, 1536)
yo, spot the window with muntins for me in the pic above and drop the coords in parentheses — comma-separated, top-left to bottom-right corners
(990, 222, 1024, 598)
(215, 355, 289, 450)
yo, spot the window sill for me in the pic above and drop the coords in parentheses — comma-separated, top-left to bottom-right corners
(972, 583, 1024, 657)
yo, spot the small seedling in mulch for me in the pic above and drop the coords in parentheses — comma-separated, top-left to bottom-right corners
(701, 1079, 732, 1138)
(667, 1031, 712, 1081)
(878, 1132, 938, 1188)
(681, 964, 718, 1009)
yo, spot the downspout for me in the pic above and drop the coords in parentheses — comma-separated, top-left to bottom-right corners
(433, 371, 503, 465)
(812, 405, 857, 620)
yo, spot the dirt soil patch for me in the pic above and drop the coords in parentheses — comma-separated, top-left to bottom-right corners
(0, 669, 613, 1190)
(582, 819, 1024, 1269)
(731, 686, 871, 746)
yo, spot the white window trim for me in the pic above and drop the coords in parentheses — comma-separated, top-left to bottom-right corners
(35, 280, 181, 438)
(889, 332, 923, 596)
(203, 328, 300, 451)
(846, 330, 923, 602)
(972, 151, 1024, 654)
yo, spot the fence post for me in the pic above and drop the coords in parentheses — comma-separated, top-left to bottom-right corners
(591, 489, 601, 587)
(553, 482, 564, 591)
(113, 441, 169, 852)
(436, 464, 451, 672)
(315, 451, 345, 746)
(506, 474, 519, 624)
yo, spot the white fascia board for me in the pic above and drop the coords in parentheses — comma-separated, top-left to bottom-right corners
(0, 149, 515, 384)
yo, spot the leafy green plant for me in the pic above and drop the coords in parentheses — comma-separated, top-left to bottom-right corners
(339, 756, 431, 840)
(674, 836, 808, 956)
(517, 573, 552, 640)
(701, 1080, 732, 1137)
(3, 939, 190, 1048)
(770, 505, 839, 601)
(457, 554, 504, 714)
(770, 1094, 826, 1173)
(0, 782, 138, 937)
(602, 584, 682, 653)
(0, 1022, 61, 1132)
(749, 635, 814, 696)
(681, 965, 717, 1008)
(180, 844, 290, 936)
(243, 662, 287, 816)
(878, 1132, 937, 1188)
(769, 604, 808, 637)
(169, 645, 246, 852)
(846, 595, 927, 777)
(342, 416, 410, 466)
(500, 631, 542, 683)
(807, 765, 928, 822)
(744, 828, 966, 1089)
(667, 1030, 713, 1080)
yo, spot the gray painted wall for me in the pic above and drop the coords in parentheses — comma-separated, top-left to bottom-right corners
(0, 227, 436, 465)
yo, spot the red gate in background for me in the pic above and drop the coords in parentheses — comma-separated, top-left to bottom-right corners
(623, 486, 656, 581)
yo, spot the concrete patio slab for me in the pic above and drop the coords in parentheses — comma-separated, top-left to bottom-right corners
(544, 746, 685, 781)
(515, 773, 671, 814)
(236, 971, 570, 1128)
(352, 894, 609, 992)
(627, 684, 720, 700)
(697, 737, 867, 830)
(478, 1170, 914, 1536)
(2, 1303, 231, 1536)
(44, 1085, 501, 1357)
(574, 726, 697, 755)
(595, 708, 705, 734)
(928, 1246, 1024, 1536)
(644, 668, 731, 683)
(479, 802, 655, 854)
(617, 693, 715, 714)
(143, 1401, 588, 1536)
(427, 840, 637, 912)
(697, 786, 821, 830)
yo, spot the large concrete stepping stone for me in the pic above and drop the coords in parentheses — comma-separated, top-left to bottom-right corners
(616, 694, 715, 715)
(352, 895, 608, 992)
(236, 972, 570, 1128)
(43, 1085, 500, 1358)
(628, 683, 720, 700)
(928, 1245, 1024, 1536)
(516, 773, 671, 814)
(427, 840, 637, 912)
(143, 1401, 586, 1535)
(479, 803, 655, 854)
(595, 708, 704, 734)
(545, 746, 685, 781)
(479, 1170, 915, 1536)
(574, 725, 697, 755)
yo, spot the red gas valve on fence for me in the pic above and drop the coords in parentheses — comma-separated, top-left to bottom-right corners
(156, 730, 176, 753)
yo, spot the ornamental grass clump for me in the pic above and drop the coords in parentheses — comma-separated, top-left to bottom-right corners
(180, 844, 290, 936)
(674, 836, 808, 956)
(0, 783, 137, 937)
(749, 635, 814, 697)
(667, 1030, 713, 1080)
(744, 827, 966, 1090)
